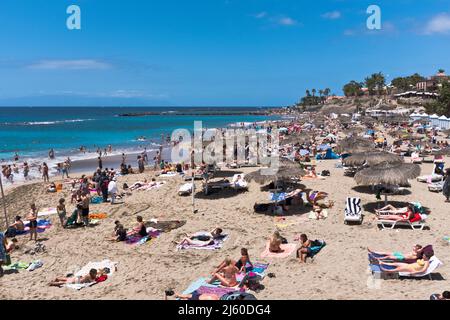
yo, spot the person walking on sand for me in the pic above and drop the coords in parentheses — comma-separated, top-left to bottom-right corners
(108, 177, 118, 205)
(62, 161, 70, 179)
(443, 169, 450, 203)
(42, 162, 49, 182)
(27, 203, 38, 242)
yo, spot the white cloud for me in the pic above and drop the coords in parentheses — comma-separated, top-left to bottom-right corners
(254, 12, 267, 19)
(277, 17, 297, 26)
(425, 13, 450, 34)
(28, 59, 112, 70)
(322, 11, 341, 20)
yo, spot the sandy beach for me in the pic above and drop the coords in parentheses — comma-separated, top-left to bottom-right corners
(1, 149, 448, 300)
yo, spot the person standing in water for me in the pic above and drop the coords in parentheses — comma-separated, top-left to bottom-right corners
(23, 162, 30, 180)
(48, 149, 55, 159)
(98, 157, 103, 170)
(42, 162, 49, 182)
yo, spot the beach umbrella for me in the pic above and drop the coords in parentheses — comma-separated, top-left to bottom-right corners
(343, 151, 402, 167)
(354, 162, 421, 204)
(335, 137, 374, 154)
(245, 161, 306, 185)
(355, 162, 421, 186)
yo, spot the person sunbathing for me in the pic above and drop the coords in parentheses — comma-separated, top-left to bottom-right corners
(269, 231, 285, 253)
(368, 245, 423, 262)
(379, 251, 433, 274)
(129, 179, 149, 191)
(296, 234, 311, 263)
(208, 258, 239, 287)
(304, 166, 317, 178)
(47, 182, 57, 193)
(214, 248, 253, 274)
(5, 216, 25, 237)
(49, 268, 98, 287)
(312, 205, 326, 220)
(377, 206, 422, 223)
(178, 228, 223, 246)
(375, 204, 410, 215)
(127, 216, 148, 238)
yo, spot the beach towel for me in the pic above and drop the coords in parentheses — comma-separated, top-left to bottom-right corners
(125, 229, 161, 246)
(66, 259, 117, 290)
(17, 219, 52, 235)
(90, 196, 103, 204)
(37, 207, 57, 217)
(181, 277, 242, 297)
(260, 242, 297, 259)
(88, 213, 108, 220)
(176, 234, 229, 251)
(236, 262, 269, 282)
(2, 261, 30, 271)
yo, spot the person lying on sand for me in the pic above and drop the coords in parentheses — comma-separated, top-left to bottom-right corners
(214, 248, 253, 274)
(177, 228, 223, 246)
(313, 205, 326, 220)
(269, 231, 285, 253)
(368, 245, 423, 262)
(379, 251, 433, 274)
(208, 258, 239, 287)
(49, 268, 98, 287)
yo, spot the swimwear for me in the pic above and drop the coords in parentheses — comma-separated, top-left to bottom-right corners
(409, 213, 422, 223)
(29, 220, 38, 228)
(393, 252, 405, 260)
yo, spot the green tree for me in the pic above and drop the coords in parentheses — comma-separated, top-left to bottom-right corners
(365, 72, 386, 96)
(343, 81, 363, 97)
(426, 82, 450, 116)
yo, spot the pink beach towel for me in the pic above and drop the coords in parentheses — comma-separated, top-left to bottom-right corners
(260, 242, 297, 258)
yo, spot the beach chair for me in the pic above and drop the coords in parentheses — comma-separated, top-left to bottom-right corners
(369, 256, 443, 280)
(377, 216, 427, 230)
(344, 197, 363, 225)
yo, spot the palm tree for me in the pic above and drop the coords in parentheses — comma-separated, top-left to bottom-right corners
(438, 69, 445, 74)
(306, 89, 311, 97)
(312, 89, 316, 97)
(324, 88, 331, 98)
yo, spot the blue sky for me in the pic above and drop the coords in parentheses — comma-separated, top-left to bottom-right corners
(0, 0, 450, 106)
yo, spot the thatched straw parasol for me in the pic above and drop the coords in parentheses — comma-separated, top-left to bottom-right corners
(355, 162, 421, 186)
(245, 161, 306, 185)
(335, 137, 374, 154)
(343, 151, 402, 167)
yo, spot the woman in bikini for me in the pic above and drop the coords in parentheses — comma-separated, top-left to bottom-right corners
(214, 248, 253, 274)
(208, 258, 239, 287)
(178, 228, 223, 246)
(297, 234, 312, 263)
(379, 251, 433, 274)
(376, 205, 422, 223)
(269, 231, 284, 253)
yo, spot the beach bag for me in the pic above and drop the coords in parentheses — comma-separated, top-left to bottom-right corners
(220, 292, 257, 300)
(254, 203, 270, 213)
(321, 170, 330, 176)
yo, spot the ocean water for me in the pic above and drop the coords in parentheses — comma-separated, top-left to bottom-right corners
(0, 107, 280, 181)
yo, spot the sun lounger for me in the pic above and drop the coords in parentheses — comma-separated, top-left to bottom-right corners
(369, 256, 443, 280)
(417, 174, 443, 183)
(344, 197, 363, 225)
(428, 181, 444, 192)
(377, 217, 427, 230)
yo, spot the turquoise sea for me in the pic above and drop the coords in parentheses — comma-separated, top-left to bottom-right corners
(0, 106, 281, 167)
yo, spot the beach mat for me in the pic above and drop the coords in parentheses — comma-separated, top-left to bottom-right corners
(261, 242, 297, 258)
(125, 229, 161, 246)
(37, 207, 57, 217)
(176, 234, 229, 251)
